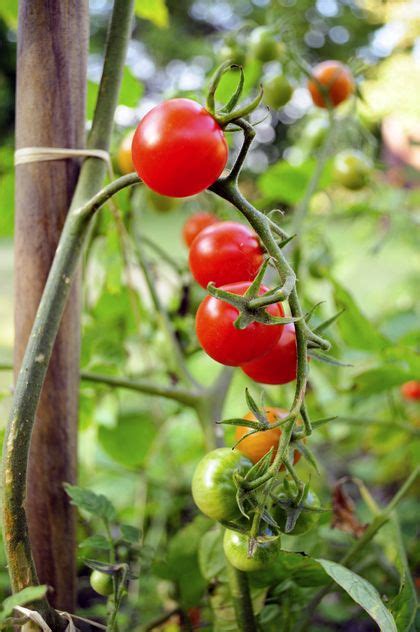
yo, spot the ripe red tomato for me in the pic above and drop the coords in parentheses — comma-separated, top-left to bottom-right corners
(401, 381, 420, 401)
(235, 407, 302, 465)
(182, 212, 219, 247)
(308, 61, 354, 109)
(196, 282, 284, 366)
(241, 323, 297, 385)
(189, 222, 264, 288)
(131, 98, 228, 197)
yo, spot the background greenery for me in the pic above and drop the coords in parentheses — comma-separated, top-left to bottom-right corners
(0, 0, 419, 630)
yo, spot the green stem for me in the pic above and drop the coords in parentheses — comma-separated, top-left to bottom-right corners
(81, 371, 199, 407)
(195, 366, 235, 450)
(1, 175, 138, 620)
(293, 467, 419, 632)
(225, 557, 257, 632)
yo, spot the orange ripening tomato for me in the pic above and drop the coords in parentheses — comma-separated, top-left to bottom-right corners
(235, 407, 302, 465)
(308, 61, 354, 109)
(401, 380, 420, 401)
(117, 130, 135, 175)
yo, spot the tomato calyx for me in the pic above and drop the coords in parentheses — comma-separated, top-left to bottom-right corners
(206, 258, 300, 330)
(206, 61, 264, 127)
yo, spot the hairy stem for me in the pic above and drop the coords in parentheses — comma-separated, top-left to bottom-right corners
(225, 558, 258, 632)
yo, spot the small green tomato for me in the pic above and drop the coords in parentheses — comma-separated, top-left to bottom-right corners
(90, 570, 114, 596)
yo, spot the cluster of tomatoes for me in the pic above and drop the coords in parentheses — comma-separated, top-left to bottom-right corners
(183, 213, 298, 386)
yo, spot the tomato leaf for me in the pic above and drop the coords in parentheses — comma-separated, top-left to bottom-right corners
(315, 558, 397, 631)
(258, 159, 332, 205)
(98, 410, 157, 469)
(1, 586, 48, 621)
(120, 525, 141, 544)
(352, 366, 416, 398)
(135, 0, 169, 28)
(79, 535, 111, 551)
(198, 527, 225, 581)
(64, 484, 116, 522)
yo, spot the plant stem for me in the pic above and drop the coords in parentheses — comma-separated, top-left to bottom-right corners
(225, 558, 258, 632)
(1, 175, 138, 622)
(194, 366, 235, 450)
(293, 467, 419, 632)
(81, 371, 199, 407)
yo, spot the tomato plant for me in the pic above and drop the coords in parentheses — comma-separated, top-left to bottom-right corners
(223, 528, 281, 572)
(182, 212, 219, 247)
(192, 448, 252, 522)
(249, 27, 280, 63)
(264, 74, 292, 109)
(131, 98, 228, 197)
(308, 60, 354, 108)
(189, 221, 264, 288)
(195, 282, 285, 366)
(241, 322, 297, 385)
(271, 482, 321, 535)
(235, 407, 302, 465)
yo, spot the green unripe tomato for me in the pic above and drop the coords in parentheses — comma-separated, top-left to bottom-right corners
(192, 448, 252, 522)
(272, 484, 321, 535)
(90, 570, 114, 596)
(250, 27, 281, 63)
(147, 188, 178, 212)
(332, 149, 373, 190)
(223, 528, 281, 572)
(264, 74, 293, 109)
(219, 43, 246, 66)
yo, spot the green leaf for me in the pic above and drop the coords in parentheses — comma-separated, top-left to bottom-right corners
(135, 0, 169, 28)
(0, 0, 18, 29)
(98, 410, 157, 469)
(120, 524, 141, 544)
(79, 535, 111, 550)
(316, 558, 397, 631)
(332, 280, 389, 352)
(1, 586, 48, 620)
(353, 366, 416, 398)
(258, 159, 332, 205)
(198, 527, 225, 581)
(119, 66, 144, 108)
(64, 484, 116, 522)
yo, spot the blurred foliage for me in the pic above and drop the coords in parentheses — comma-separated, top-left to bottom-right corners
(0, 0, 419, 630)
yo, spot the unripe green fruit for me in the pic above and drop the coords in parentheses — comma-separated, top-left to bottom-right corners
(90, 570, 114, 596)
(264, 74, 293, 109)
(333, 149, 373, 190)
(250, 27, 281, 63)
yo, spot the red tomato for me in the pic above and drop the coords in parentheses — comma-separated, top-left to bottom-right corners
(196, 282, 284, 366)
(401, 381, 420, 401)
(236, 407, 302, 465)
(308, 61, 354, 109)
(241, 323, 297, 385)
(182, 212, 219, 247)
(131, 98, 228, 197)
(189, 222, 264, 288)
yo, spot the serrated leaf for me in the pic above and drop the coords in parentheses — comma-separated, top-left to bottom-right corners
(353, 366, 417, 398)
(316, 559, 397, 631)
(1, 586, 48, 620)
(64, 484, 116, 522)
(79, 535, 111, 550)
(120, 525, 141, 544)
(135, 0, 168, 28)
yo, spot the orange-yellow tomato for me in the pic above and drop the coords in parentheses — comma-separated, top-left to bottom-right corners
(308, 61, 354, 109)
(235, 407, 302, 465)
(117, 130, 135, 175)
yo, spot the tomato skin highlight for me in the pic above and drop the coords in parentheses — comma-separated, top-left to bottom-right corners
(192, 448, 252, 522)
(117, 130, 135, 175)
(189, 222, 264, 288)
(223, 529, 281, 572)
(235, 407, 302, 465)
(131, 98, 228, 197)
(241, 323, 297, 385)
(90, 570, 113, 596)
(272, 483, 321, 535)
(401, 380, 420, 401)
(182, 212, 219, 247)
(195, 282, 284, 366)
(308, 61, 354, 108)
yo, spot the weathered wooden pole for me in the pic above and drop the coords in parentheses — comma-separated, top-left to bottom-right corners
(14, 1, 88, 611)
